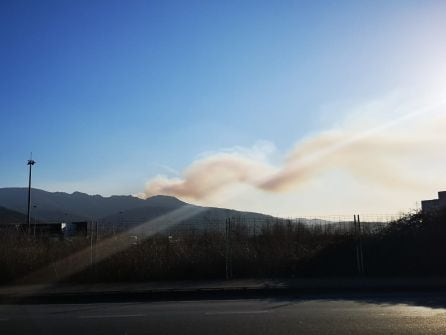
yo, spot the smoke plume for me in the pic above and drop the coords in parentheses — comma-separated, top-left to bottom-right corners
(143, 108, 446, 202)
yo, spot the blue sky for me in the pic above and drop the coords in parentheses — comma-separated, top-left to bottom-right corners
(2, 1, 446, 215)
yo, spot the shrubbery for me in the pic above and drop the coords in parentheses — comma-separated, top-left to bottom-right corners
(1, 209, 445, 284)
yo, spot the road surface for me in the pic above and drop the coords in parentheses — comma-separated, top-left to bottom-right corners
(1, 292, 446, 334)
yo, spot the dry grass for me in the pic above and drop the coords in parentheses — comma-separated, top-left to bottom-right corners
(1, 210, 445, 284)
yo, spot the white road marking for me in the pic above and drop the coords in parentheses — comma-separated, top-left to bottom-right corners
(205, 310, 271, 316)
(78, 314, 146, 319)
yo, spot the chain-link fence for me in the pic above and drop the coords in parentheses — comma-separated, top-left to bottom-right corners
(88, 213, 406, 280)
(4, 211, 436, 284)
(101, 214, 402, 237)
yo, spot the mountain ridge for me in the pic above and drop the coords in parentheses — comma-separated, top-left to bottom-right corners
(0, 188, 273, 227)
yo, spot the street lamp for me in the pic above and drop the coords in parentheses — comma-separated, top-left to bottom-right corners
(27, 156, 36, 232)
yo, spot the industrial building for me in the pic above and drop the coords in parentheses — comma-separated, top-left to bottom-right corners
(0, 221, 89, 238)
(421, 191, 446, 213)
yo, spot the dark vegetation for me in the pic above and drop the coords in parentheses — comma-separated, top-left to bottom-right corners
(1, 209, 445, 284)
(0, 206, 27, 225)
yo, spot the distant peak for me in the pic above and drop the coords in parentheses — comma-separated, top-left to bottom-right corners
(145, 194, 187, 206)
(147, 194, 181, 200)
(72, 191, 88, 196)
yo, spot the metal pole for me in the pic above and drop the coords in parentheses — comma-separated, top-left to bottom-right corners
(358, 215, 365, 275)
(33, 205, 37, 237)
(26, 158, 36, 233)
(225, 218, 232, 280)
(90, 221, 93, 267)
(94, 221, 98, 275)
(354, 215, 361, 276)
(354, 214, 365, 276)
(225, 218, 229, 279)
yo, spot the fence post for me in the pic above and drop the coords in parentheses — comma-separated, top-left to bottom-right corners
(225, 218, 232, 279)
(358, 215, 365, 275)
(354, 215, 365, 276)
(90, 221, 94, 268)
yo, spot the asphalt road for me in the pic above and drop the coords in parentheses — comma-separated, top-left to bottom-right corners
(1, 292, 446, 334)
